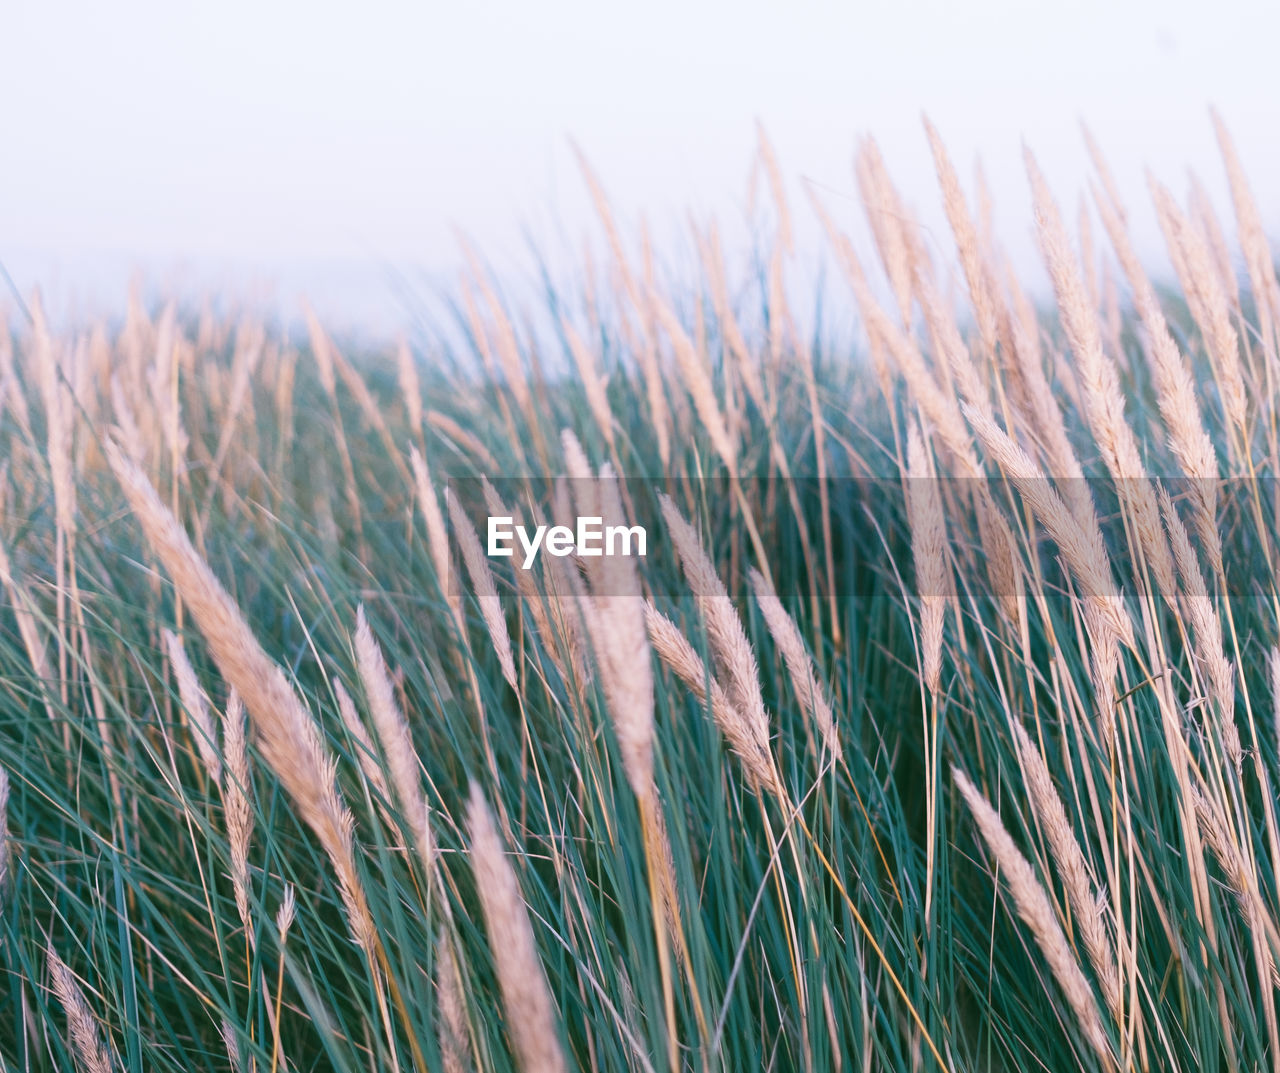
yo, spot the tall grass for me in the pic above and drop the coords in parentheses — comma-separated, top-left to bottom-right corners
(1, 113, 1279, 1072)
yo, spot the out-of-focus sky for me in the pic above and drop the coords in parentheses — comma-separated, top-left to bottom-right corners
(2, 0, 1276, 336)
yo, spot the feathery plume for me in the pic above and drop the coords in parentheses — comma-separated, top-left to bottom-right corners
(1025, 148, 1176, 603)
(748, 569, 841, 761)
(276, 883, 297, 942)
(46, 945, 116, 1073)
(660, 496, 772, 758)
(651, 294, 736, 474)
(105, 441, 375, 955)
(437, 928, 474, 1073)
(1212, 109, 1280, 365)
(220, 1019, 241, 1071)
(1149, 177, 1248, 441)
(221, 691, 254, 937)
(645, 602, 775, 794)
(409, 445, 465, 629)
(964, 405, 1132, 650)
(1009, 719, 1121, 1019)
(1159, 491, 1238, 768)
(467, 785, 567, 1073)
(1089, 173, 1222, 568)
(561, 318, 615, 452)
(354, 607, 433, 860)
(580, 466, 654, 796)
(905, 424, 951, 695)
(922, 116, 999, 359)
(398, 338, 423, 434)
(955, 771, 1113, 1068)
(163, 629, 222, 783)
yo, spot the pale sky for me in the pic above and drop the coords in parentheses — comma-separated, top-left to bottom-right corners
(2, 0, 1276, 336)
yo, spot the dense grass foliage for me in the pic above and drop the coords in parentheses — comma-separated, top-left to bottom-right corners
(2, 118, 1280, 1072)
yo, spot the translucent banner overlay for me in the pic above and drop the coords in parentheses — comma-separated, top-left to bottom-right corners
(442, 476, 1256, 600)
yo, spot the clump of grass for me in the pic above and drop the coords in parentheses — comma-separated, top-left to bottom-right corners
(1, 112, 1279, 1073)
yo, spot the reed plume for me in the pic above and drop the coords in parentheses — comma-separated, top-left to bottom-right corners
(659, 495, 771, 760)
(221, 690, 254, 937)
(747, 568, 841, 761)
(163, 628, 221, 783)
(645, 601, 775, 794)
(955, 770, 1114, 1068)
(354, 606, 434, 863)
(1009, 719, 1121, 1018)
(104, 440, 375, 954)
(436, 927, 474, 1073)
(466, 784, 567, 1073)
(905, 424, 950, 695)
(46, 945, 116, 1073)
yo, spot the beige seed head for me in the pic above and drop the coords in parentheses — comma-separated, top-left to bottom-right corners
(955, 770, 1114, 1069)
(659, 495, 771, 757)
(466, 784, 567, 1073)
(436, 927, 474, 1073)
(276, 883, 297, 942)
(105, 441, 375, 955)
(221, 690, 254, 937)
(397, 337, 423, 434)
(1009, 719, 1120, 1019)
(645, 601, 776, 795)
(163, 629, 222, 784)
(353, 610, 437, 873)
(409, 445, 465, 631)
(905, 424, 951, 696)
(46, 945, 116, 1073)
(650, 294, 736, 475)
(747, 568, 841, 762)
(354, 606, 429, 843)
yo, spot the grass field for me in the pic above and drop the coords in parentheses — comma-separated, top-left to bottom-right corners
(2, 116, 1280, 1072)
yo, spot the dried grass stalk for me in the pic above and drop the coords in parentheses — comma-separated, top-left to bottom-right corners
(445, 488, 518, 689)
(221, 691, 254, 937)
(46, 945, 116, 1073)
(905, 425, 951, 695)
(748, 568, 841, 761)
(436, 927, 474, 1073)
(955, 771, 1113, 1068)
(0, 767, 8, 896)
(645, 602, 775, 794)
(354, 607, 434, 864)
(466, 785, 567, 1073)
(163, 629, 221, 783)
(105, 441, 375, 955)
(659, 495, 771, 757)
(1009, 719, 1121, 1018)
